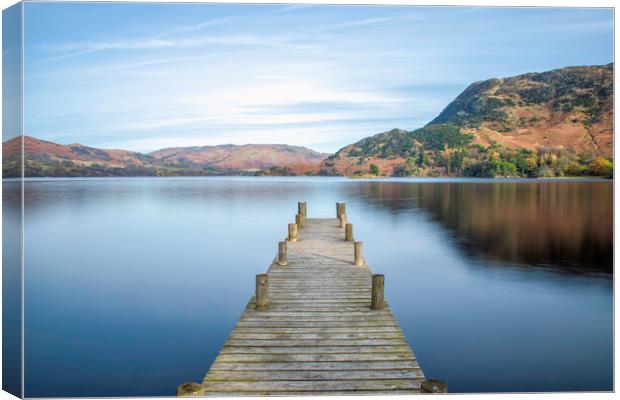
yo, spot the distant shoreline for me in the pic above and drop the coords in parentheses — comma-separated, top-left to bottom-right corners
(4, 176, 613, 182)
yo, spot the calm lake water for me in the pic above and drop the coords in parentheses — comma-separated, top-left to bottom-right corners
(6, 177, 613, 396)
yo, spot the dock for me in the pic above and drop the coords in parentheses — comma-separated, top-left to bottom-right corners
(178, 203, 446, 396)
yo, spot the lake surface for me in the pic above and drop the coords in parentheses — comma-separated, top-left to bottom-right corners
(6, 177, 613, 396)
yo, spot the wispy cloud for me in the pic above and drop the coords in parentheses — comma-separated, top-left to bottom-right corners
(39, 34, 311, 53)
(269, 4, 315, 14)
(33, 11, 422, 65)
(311, 15, 425, 34)
(31, 12, 238, 64)
(31, 5, 326, 66)
(158, 16, 233, 36)
(527, 18, 614, 33)
(34, 34, 311, 65)
(39, 39, 179, 52)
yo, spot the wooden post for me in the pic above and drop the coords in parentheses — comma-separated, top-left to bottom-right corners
(371, 274, 385, 310)
(298, 202, 307, 219)
(354, 241, 363, 266)
(177, 382, 203, 396)
(336, 202, 346, 219)
(255, 274, 269, 311)
(295, 214, 302, 229)
(288, 223, 298, 241)
(339, 213, 347, 229)
(345, 223, 353, 241)
(277, 241, 287, 266)
(421, 379, 448, 393)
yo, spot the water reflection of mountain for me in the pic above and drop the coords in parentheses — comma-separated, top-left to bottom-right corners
(350, 181, 613, 273)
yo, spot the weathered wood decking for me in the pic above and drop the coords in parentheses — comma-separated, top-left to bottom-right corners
(184, 209, 429, 396)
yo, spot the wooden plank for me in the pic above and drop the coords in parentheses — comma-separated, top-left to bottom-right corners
(219, 345, 414, 354)
(258, 300, 372, 305)
(240, 311, 392, 317)
(205, 370, 423, 381)
(266, 286, 371, 291)
(267, 273, 369, 276)
(202, 390, 421, 396)
(228, 332, 405, 340)
(210, 361, 420, 371)
(238, 317, 397, 323)
(202, 379, 424, 392)
(268, 292, 372, 296)
(232, 318, 398, 329)
(264, 301, 373, 305)
(247, 306, 376, 312)
(214, 353, 416, 363)
(265, 298, 371, 302)
(195, 217, 424, 396)
(232, 326, 402, 333)
(225, 339, 408, 347)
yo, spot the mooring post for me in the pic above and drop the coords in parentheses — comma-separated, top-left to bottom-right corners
(255, 274, 269, 311)
(421, 379, 448, 394)
(295, 214, 302, 229)
(345, 223, 353, 241)
(336, 202, 346, 219)
(354, 241, 363, 266)
(176, 382, 203, 396)
(288, 223, 298, 241)
(277, 241, 287, 266)
(298, 202, 307, 219)
(371, 274, 385, 310)
(339, 213, 348, 229)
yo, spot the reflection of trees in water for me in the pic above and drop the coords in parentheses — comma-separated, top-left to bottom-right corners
(3, 181, 22, 209)
(348, 181, 613, 272)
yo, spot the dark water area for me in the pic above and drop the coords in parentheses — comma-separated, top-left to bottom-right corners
(8, 177, 612, 396)
(2, 180, 23, 397)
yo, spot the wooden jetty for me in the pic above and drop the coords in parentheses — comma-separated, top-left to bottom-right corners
(178, 203, 446, 396)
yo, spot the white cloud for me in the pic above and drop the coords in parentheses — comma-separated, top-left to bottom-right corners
(39, 34, 311, 54)
(33, 34, 314, 65)
(311, 15, 425, 34)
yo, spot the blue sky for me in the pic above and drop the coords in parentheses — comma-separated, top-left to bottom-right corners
(22, 3, 613, 153)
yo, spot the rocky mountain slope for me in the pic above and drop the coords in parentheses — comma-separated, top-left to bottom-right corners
(320, 125, 472, 176)
(322, 64, 613, 178)
(429, 63, 613, 157)
(2, 136, 327, 177)
(2, 136, 175, 177)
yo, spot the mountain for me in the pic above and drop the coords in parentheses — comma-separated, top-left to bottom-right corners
(3, 64, 613, 179)
(2, 136, 178, 177)
(2, 136, 328, 177)
(150, 144, 328, 175)
(321, 125, 475, 177)
(322, 64, 613, 178)
(429, 63, 613, 157)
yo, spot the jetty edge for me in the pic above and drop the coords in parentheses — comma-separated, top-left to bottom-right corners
(178, 202, 447, 396)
